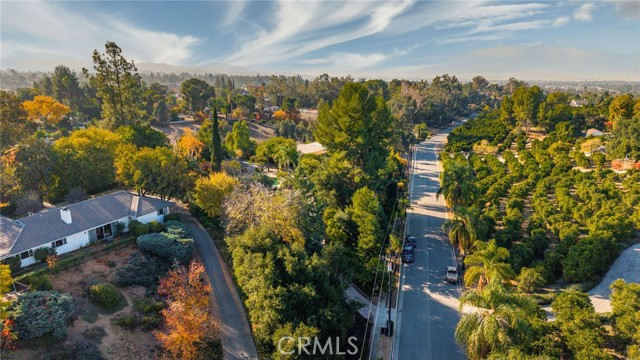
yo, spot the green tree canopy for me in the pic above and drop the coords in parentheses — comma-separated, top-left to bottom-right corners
(84, 41, 144, 130)
(181, 78, 215, 113)
(314, 82, 394, 180)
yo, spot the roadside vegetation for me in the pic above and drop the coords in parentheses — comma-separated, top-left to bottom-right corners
(441, 84, 640, 359)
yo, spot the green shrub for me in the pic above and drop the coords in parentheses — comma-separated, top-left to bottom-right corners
(148, 220, 164, 233)
(113, 253, 170, 288)
(141, 314, 162, 330)
(10, 291, 74, 340)
(136, 232, 194, 264)
(27, 273, 53, 291)
(195, 336, 224, 360)
(2, 256, 21, 274)
(88, 283, 126, 311)
(34, 247, 55, 262)
(163, 213, 181, 222)
(106, 260, 117, 268)
(129, 220, 149, 236)
(83, 326, 107, 342)
(133, 298, 164, 315)
(111, 313, 141, 330)
(164, 220, 192, 237)
(43, 338, 104, 360)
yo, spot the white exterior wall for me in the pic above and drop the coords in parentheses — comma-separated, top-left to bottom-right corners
(19, 255, 36, 268)
(135, 208, 167, 224)
(17, 216, 131, 268)
(13, 208, 169, 268)
(56, 231, 89, 254)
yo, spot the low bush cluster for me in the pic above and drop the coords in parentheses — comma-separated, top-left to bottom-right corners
(27, 273, 53, 291)
(163, 213, 182, 222)
(111, 312, 141, 330)
(136, 222, 194, 264)
(113, 252, 170, 288)
(88, 283, 126, 311)
(128, 220, 149, 236)
(34, 247, 55, 262)
(164, 220, 192, 237)
(148, 220, 164, 233)
(10, 291, 74, 340)
(43, 338, 104, 360)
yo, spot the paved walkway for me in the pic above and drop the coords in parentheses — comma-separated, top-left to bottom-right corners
(176, 206, 259, 360)
(589, 242, 640, 313)
(346, 285, 376, 320)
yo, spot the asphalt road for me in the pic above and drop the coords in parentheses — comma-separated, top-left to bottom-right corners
(176, 206, 259, 360)
(394, 125, 466, 360)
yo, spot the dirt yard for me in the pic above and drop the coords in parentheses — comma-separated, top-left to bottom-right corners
(12, 245, 164, 360)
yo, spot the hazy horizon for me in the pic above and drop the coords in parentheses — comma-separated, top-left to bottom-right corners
(2, 1, 639, 81)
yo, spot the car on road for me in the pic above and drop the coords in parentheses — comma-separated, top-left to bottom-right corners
(402, 247, 415, 263)
(445, 266, 459, 283)
(405, 235, 416, 249)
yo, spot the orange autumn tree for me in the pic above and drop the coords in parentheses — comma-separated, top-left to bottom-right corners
(22, 95, 70, 126)
(155, 262, 212, 360)
(176, 127, 204, 162)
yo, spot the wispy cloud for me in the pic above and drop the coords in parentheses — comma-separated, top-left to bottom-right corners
(1, 1, 201, 69)
(437, 33, 514, 44)
(217, 0, 414, 67)
(299, 47, 414, 71)
(573, 3, 595, 22)
(610, 0, 640, 20)
(553, 16, 571, 27)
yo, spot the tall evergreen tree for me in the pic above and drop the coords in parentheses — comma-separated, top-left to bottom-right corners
(313, 83, 394, 181)
(83, 41, 144, 130)
(211, 108, 223, 171)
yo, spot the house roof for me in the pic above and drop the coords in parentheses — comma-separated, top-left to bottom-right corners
(297, 141, 327, 155)
(586, 128, 604, 137)
(0, 191, 173, 258)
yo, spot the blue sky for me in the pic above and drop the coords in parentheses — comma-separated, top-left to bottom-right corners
(1, 1, 639, 80)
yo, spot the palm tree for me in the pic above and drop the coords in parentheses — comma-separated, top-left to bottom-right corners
(442, 206, 477, 256)
(464, 240, 515, 292)
(455, 280, 536, 360)
(437, 155, 476, 208)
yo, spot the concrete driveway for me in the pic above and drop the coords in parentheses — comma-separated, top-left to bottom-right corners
(175, 206, 259, 360)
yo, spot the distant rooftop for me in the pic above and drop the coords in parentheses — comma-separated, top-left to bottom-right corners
(297, 142, 327, 155)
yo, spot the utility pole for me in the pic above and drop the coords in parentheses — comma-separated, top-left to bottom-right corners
(386, 255, 394, 337)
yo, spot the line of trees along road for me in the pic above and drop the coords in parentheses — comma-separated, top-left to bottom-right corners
(439, 84, 640, 360)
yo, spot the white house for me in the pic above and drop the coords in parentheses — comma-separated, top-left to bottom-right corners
(570, 99, 589, 107)
(585, 128, 605, 137)
(0, 191, 173, 268)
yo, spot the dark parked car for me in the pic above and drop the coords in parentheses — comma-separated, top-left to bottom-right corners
(402, 248, 415, 263)
(405, 235, 416, 249)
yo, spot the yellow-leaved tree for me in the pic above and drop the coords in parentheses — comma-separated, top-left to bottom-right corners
(193, 172, 239, 218)
(22, 95, 70, 125)
(155, 262, 212, 360)
(177, 128, 204, 162)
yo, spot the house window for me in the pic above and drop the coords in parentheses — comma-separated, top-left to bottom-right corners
(20, 250, 33, 260)
(157, 207, 165, 215)
(95, 223, 114, 241)
(51, 238, 67, 248)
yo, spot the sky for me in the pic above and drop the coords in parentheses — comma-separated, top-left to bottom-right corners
(1, 0, 639, 81)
